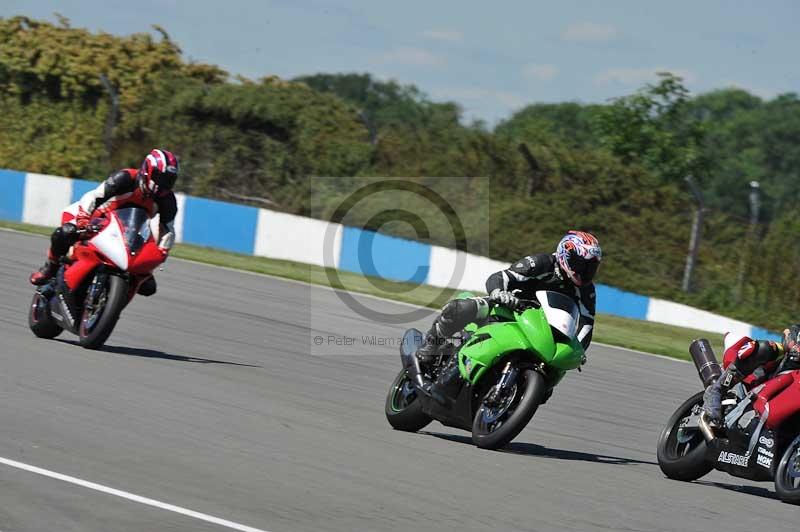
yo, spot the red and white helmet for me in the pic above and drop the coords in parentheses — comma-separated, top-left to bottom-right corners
(556, 231, 602, 286)
(138, 148, 179, 196)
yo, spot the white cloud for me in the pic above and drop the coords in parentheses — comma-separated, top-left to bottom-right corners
(372, 47, 446, 67)
(594, 67, 696, 86)
(421, 28, 464, 43)
(522, 63, 558, 81)
(561, 21, 617, 43)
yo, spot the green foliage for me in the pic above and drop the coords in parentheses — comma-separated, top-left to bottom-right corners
(294, 72, 463, 137)
(3, 17, 800, 331)
(593, 73, 708, 184)
(495, 102, 603, 147)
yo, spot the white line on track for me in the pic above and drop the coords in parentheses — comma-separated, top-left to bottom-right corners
(0, 456, 270, 532)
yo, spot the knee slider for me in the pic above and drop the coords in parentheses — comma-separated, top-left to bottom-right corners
(441, 298, 477, 322)
(137, 276, 157, 297)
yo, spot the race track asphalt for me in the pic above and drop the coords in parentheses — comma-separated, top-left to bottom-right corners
(0, 229, 796, 532)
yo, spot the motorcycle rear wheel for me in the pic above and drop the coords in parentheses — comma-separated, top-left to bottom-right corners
(656, 391, 713, 481)
(79, 275, 128, 350)
(28, 292, 63, 339)
(385, 368, 432, 432)
(472, 368, 545, 450)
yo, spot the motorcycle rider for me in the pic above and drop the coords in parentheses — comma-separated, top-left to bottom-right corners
(29, 148, 180, 297)
(414, 231, 602, 366)
(703, 325, 800, 422)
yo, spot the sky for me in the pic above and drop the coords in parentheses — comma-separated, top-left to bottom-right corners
(3, 0, 798, 124)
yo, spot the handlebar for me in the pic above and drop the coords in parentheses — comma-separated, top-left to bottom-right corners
(484, 294, 540, 311)
(76, 224, 102, 239)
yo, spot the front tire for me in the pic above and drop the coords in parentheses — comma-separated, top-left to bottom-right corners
(472, 368, 545, 450)
(657, 391, 713, 481)
(28, 292, 63, 339)
(774, 435, 800, 505)
(385, 368, 432, 432)
(79, 275, 128, 350)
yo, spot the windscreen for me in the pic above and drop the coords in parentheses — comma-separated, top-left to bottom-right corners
(115, 207, 151, 253)
(535, 290, 580, 340)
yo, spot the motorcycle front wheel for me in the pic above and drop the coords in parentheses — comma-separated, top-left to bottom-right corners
(79, 274, 128, 350)
(472, 368, 545, 450)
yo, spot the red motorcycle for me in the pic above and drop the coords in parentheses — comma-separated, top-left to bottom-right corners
(28, 207, 165, 349)
(657, 339, 800, 504)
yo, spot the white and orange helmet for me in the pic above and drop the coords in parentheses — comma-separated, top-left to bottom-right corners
(556, 231, 602, 286)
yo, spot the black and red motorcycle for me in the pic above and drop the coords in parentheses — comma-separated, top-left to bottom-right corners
(657, 339, 800, 504)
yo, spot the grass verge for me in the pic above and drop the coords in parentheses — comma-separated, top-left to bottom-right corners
(1, 219, 717, 360)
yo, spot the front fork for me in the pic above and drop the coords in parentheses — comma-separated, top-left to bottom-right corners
(486, 361, 518, 406)
(84, 268, 109, 313)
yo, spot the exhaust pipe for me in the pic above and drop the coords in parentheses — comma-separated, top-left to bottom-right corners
(399, 328, 429, 393)
(697, 411, 716, 442)
(688, 339, 722, 387)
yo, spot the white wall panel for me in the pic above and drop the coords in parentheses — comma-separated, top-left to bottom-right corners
(646, 298, 752, 337)
(426, 246, 460, 288)
(22, 173, 73, 226)
(457, 253, 508, 293)
(255, 209, 342, 268)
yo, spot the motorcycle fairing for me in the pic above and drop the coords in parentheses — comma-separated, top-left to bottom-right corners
(706, 425, 777, 482)
(754, 371, 800, 429)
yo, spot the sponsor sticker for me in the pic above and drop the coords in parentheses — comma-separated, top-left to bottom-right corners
(757, 454, 772, 468)
(717, 451, 749, 467)
(757, 447, 773, 458)
(759, 435, 774, 448)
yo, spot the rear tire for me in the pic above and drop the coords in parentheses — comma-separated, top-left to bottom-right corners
(385, 368, 432, 432)
(28, 292, 63, 339)
(472, 368, 545, 450)
(774, 435, 800, 505)
(657, 391, 713, 481)
(79, 275, 128, 350)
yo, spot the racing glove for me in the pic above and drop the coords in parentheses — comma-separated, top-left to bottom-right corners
(74, 208, 91, 230)
(490, 289, 520, 310)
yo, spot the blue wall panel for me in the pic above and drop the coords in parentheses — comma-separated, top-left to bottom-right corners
(750, 326, 781, 342)
(182, 196, 258, 255)
(0, 169, 26, 222)
(71, 178, 100, 203)
(339, 226, 431, 284)
(595, 284, 649, 320)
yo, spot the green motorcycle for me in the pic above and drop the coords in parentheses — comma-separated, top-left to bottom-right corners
(385, 290, 585, 449)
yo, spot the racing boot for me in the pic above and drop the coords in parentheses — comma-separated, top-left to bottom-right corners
(29, 252, 58, 285)
(702, 364, 741, 423)
(415, 324, 447, 369)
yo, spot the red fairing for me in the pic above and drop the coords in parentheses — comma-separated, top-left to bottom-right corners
(722, 334, 753, 368)
(754, 370, 800, 429)
(128, 240, 165, 275)
(64, 242, 107, 290)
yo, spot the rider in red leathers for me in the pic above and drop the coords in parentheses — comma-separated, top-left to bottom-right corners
(703, 326, 800, 425)
(29, 149, 180, 297)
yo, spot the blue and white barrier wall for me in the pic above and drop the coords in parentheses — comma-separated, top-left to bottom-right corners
(0, 169, 778, 339)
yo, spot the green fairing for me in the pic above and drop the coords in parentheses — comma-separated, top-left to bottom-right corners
(452, 292, 585, 384)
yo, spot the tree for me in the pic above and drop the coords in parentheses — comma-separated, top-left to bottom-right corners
(593, 72, 708, 184)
